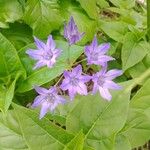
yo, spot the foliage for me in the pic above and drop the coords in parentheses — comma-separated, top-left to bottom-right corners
(0, 0, 150, 150)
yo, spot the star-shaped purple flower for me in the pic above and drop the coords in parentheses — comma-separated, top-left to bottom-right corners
(32, 86, 66, 119)
(85, 36, 114, 66)
(64, 16, 84, 45)
(26, 35, 61, 70)
(60, 65, 91, 100)
(92, 65, 123, 101)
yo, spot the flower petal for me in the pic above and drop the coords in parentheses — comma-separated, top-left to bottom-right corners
(72, 65, 82, 75)
(26, 49, 43, 60)
(99, 87, 112, 101)
(105, 69, 123, 80)
(68, 86, 76, 100)
(104, 81, 122, 90)
(32, 96, 43, 108)
(47, 35, 56, 50)
(34, 36, 45, 50)
(77, 82, 87, 95)
(33, 61, 46, 70)
(39, 102, 49, 119)
(97, 43, 110, 55)
(34, 86, 49, 95)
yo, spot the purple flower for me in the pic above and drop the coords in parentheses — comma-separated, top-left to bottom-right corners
(32, 86, 66, 119)
(26, 35, 61, 69)
(92, 65, 123, 101)
(85, 36, 114, 66)
(64, 16, 84, 45)
(60, 65, 91, 100)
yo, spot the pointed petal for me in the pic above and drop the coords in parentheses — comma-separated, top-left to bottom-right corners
(68, 86, 76, 100)
(39, 102, 49, 119)
(32, 96, 43, 108)
(79, 75, 91, 82)
(104, 81, 122, 90)
(26, 49, 43, 60)
(91, 36, 98, 50)
(60, 79, 70, 90)
(33, 61, 45, 70)
(98, 55, 115, 63)
(105, 69, 123, 80)
(92, 83, 99, 94)
(34, 36, 45, 50)
(34, 86, 48, 95)
(99, 87, 112, 101)
(97, 43, 110, 55)
(47, 35, 56, 50)
(77, 82, 87, 95)
(72, 65, 82, 75)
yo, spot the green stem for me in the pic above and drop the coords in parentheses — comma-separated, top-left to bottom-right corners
(147, 0, 150, 40)
(127, 68, 150, 91)
(67, 45, 71, 65)
(73, 58, 87, 66)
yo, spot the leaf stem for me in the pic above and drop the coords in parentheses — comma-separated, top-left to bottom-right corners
(67, 44, 71, 65)
(147, 0, 150, 40)
(127, 68, 150, 91)
(73, 58, 87, 66)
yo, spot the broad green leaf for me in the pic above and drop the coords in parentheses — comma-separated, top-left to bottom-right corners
(96, 0, 109, 8)
(0, 32, 26, 79)
(109, 0, 135, 9)
(76, 0, 98, 19)
(65, 131, 84, 150)
(13, 103, 74, 150)
(66, 81, 132, 149)
(23, 0, 63, 38)
(0, 111, 28, 149)
(99, 21, 128, 42)
(121, 79, 150, 148)
(17, 40, 83, 93)
(0, 0, 23, 28)
(0, 73, 20, 112)
(1, 22, 33, 50)
(115, 135, 131, 150)
(121, 32, 148, 71)
(128, 62, 147, 79)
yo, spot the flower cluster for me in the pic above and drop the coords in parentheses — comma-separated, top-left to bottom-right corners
(26, 16, 122, 119)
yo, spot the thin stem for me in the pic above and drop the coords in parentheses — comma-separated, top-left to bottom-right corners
(147, 0, 150, 40)
(126, 68, 150, 91)
(67, 44, 71, 65)
(73, 58, 87, 66)
(55, 75, 63, 86)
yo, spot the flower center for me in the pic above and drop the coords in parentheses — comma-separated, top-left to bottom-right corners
(70, 77, 79, 86)
(43, 52, 53, 60)
(91, 52, 98, 61)
(45, 93, 55, 104)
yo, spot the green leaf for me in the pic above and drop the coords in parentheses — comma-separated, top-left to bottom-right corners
(0, 22, 33, 50)
(23, 0, 63, 38)
(13, 103, 74, 150)
(0, 0, 23, 28)
(76, 0, 98, 19)
(109, 0, 135, 9)
(121, 32, 148, 71)
(0, 32, 26, 79)
(0, 73, 20, 112)
(99, 21, 128, 42)
(65, 131, 84, 150)
(96, 0, 109, 8)
(66, 81, 132, 149)
(121, 79, 150, 148)
(0, 111, 28, 149)
(115, 135, 131, 150)
(17, 40, 83, 93)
